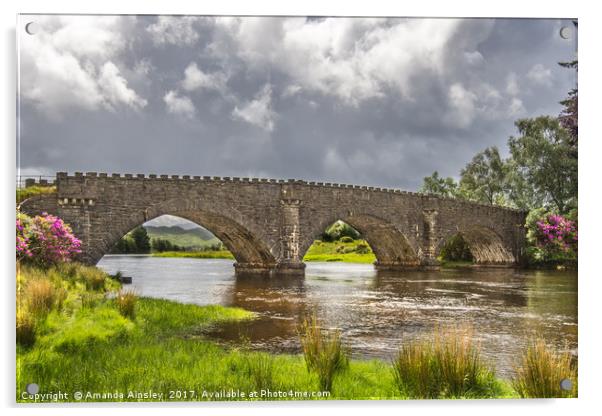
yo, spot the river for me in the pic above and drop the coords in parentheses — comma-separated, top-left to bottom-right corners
(97, 255, 577, 379)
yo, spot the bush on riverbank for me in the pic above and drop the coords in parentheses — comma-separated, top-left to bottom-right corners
(303, 240, 376, 264)
(524, 209, 578, 268)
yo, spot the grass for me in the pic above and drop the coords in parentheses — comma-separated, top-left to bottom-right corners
(17, 262, 571, 402)
(303, 240, 376, 264)
(152, 239, 376, 264)
(115, 289, 138, 319)
(391, 325, 501, 399)
(16, 185, 56, 204)
(299, 314, 349, 392)
(439, 260, 475, 269)
(23, 278, 57, 316)
(512, 339, 578, 398)
(152, 250, 235, 259)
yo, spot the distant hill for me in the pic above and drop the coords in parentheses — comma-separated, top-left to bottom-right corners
(144, 225, 220, 249)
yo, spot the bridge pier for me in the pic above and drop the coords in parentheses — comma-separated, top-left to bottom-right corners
(233, 261, 306, 276)
(374, 260, 423, 271)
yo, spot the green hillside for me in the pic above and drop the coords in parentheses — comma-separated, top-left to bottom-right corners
(144, 225, 220, 249)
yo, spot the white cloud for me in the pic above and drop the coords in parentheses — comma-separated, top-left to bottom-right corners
(506, 72, 520, 95)
(181, 62, 227, 92)
(146, 16, 201, 46)
(445, 83, 477, 128)
(163, 90, 196, 118)
(232, 85, 276, 131)
(527, 63, 553, 86)
(507, 97, 526, 117)
(19, 16, 146, 119)
(98, 62, 147, 110)
(212, 17, 464, 105)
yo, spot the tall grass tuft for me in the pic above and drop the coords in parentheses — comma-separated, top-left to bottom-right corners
(512, 339, 577, 398)
(25, 278, 56, 316)
(245, 353, 275, 391)
(392, 325, 496, 398)
(299, 313, 349, 392)
(83, 268, 107, 291)
(115, 290, 138, 319)
(16, 307, 36, 346)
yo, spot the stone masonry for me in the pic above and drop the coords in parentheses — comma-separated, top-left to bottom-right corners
(19, 172, 528, 275)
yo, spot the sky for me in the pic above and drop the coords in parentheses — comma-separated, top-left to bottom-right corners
(18, 15, 576, 194)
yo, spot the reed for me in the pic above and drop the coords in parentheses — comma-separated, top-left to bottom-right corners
(392, 325, 496, 398)
(16, 306, 36, 346)
(115, 290, 138, 319)
(299, 313, 349, 392)
(25, 278, 56, 316)
(512, 339, 577, 398)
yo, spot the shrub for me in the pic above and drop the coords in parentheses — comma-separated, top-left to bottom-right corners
(354, 242, 371, 254)
(16, 212, 81, 267)
(299, 313, 348, 392)
(512, 339, 577, 398)
(392, 325, 496, 398)
(16, 307, 36, 346)
(25, 278, 56, 316)
(439, 234, 473, 262)
(340, 236, 354, 243)
(115, 290, 138, 319)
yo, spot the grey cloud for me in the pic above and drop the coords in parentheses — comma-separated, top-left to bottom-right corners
(18, 16, 576, 191)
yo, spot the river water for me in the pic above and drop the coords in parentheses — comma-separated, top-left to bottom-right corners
(97, 255, 577, 378)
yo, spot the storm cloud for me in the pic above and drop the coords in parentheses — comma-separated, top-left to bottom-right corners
(18, 15, 576, 190)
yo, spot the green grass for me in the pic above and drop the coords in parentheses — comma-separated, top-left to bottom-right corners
(145, 225, 219, 249)
(303, 240, 376, 264)
(152, 239, 377, 264)
(16, 262, 524, 402)
(152, 250, 235, 260)
(439, 260, 475, 268)
(16, 185, 57, 204)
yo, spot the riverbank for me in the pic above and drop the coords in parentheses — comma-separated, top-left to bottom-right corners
(151, 239, 378, 264)
(152, 250, 235, 259)
(17, 263, 521, 402)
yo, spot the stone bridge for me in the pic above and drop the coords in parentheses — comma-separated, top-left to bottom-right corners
(20, 172, 527, 275)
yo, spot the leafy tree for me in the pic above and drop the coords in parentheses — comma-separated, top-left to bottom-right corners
(507, 117, 577, 213)
(419, 171, 459, 198)
(321, 221, 360, 242)
(458, 146, 507, 205)
(558, 60, 577, 156)
(131, 226, 151, 253)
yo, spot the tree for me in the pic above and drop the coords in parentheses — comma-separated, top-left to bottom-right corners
(458, 146, 507, 205)
(558, 60, 577, 156)
(131, 226, 151, 253)
(419, 171, 459, 198)
(507, 116, 577, 214)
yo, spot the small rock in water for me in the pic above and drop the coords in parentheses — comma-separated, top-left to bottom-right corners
(120, 276, 133, 284)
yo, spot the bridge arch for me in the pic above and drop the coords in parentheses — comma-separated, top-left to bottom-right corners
(300, 213, 420, 269)
(91, 198, 277, 271)
(435, 226, 515, 265)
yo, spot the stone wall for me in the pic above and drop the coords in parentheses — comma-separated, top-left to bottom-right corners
(19, 173, 528, 275)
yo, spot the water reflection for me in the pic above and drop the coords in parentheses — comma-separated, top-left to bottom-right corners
(98, 255, 577, 378)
